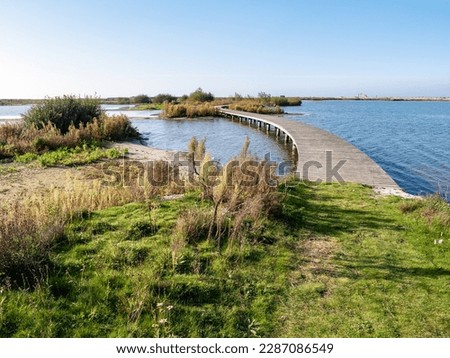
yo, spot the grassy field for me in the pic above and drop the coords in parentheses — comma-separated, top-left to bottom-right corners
(0, 180, 448, 337)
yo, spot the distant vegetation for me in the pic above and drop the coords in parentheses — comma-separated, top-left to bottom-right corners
(153, 93, 177, 104)
(188, 88, 215, 102)
(132, 94, 151, 104)
(161, 88, 217, 118)
(160, 90, 301, 118)
(0, 99, 44, 106)
(272, 96, 302, 106)
(223, 92, 302, 115)
(227, 100, 284, 115)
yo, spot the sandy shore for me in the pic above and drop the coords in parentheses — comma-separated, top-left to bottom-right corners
(109, 141, 183, 162)
(0, 142, 184, 205)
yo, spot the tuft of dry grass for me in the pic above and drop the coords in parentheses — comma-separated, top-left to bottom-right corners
(419, 195, 450, 226)
(0, 200, 65, 286)
(399, 195, 450, 227)
(173, 137, 281, 248)
(174, 208, 214, 244)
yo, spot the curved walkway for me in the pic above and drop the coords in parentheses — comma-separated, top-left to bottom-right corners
(218, 107, 399, 189)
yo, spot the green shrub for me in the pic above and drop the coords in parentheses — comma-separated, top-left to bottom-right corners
(188, 88, 214, 102)
(152, 93, 177, 104)
(23, 95, 103, 134)
(132, 94, 151, 104)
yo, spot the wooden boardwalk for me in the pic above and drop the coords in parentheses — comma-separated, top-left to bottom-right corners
(218, 108, 399, 188)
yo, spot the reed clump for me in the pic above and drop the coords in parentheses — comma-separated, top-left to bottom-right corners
(174, 137, 280, 249)
(0, 114, 138, 160)
(272, 96, 302, 106)
(228, 99, 284, 114)
(162, 102, 218, 118)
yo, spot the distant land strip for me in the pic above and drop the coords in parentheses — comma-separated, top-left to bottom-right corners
(2, 96, 450, 106)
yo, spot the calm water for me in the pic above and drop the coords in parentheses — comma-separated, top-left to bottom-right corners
(131, 117, 295, 173)
(2, 101, 449, 197)
(286, 101, 450, 197)
(0, 105, 31, 120)
(0, 104, 155, 120)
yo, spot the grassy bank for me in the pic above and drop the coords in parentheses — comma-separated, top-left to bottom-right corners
(0, 179, 448, 337)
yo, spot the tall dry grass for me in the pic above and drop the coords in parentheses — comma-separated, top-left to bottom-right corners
(162, 103, 218, 118)
(174, 137, 280, 250)
(228, 100, 284, 114)
(0, 114, 138, 159)
(0, 159, 181, 287)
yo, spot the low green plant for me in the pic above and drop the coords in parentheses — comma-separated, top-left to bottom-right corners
(134, 103, 163, 110)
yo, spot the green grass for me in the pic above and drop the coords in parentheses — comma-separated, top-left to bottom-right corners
(0, 181, 449, 337)
(277, 182, 449, 337)
(134, 103, 163, 110)
(14, 145, 125, 167)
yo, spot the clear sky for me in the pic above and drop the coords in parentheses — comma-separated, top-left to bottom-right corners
(1, 0, 449, 98)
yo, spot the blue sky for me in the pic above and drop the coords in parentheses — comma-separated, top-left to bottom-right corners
(1, 0, 449, 98)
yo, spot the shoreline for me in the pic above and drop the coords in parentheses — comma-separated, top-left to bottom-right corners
(0, 139, 420, 205)
(2, 97, 450, 108)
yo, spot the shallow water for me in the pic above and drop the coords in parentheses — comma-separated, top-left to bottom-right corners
(131, 117, 295, 174)
(0, 105, 31, 120)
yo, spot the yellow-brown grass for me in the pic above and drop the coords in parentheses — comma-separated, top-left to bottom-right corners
(0, 159, 182, 286)
(228, 99, 284, 114)
(0, 114, 138, 159)
(162, 102, 218, 118)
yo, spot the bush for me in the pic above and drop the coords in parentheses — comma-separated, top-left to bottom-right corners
(23, 95, 103, 134)
(188, 88, 215, 102)
(152, 93, 177, 104)
(132, 94, 151, 104)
